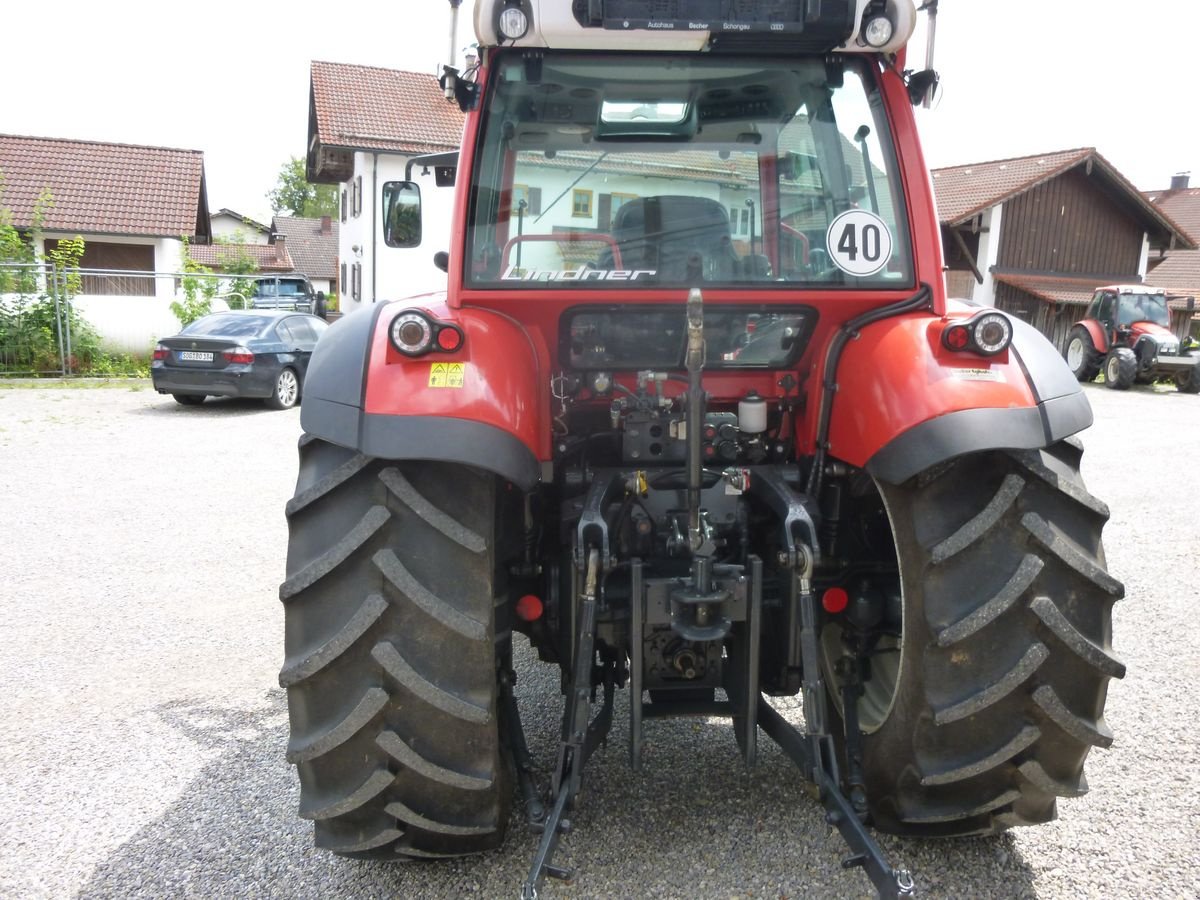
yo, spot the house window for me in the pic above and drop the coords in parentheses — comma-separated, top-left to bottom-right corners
(740, 208, 750, 235)
(572, 189, 593, 218)
(513, 184, 542, 217)
(353, 175, 363, 217)
(46, 240, 155, 296)
(611, 192, 637, 216)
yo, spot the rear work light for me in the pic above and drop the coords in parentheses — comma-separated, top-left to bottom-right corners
(223, 347, 254, 364)
(388, 310, 465, 357)
(942, 310, 1014, 357)
(152, 344, 170, 361)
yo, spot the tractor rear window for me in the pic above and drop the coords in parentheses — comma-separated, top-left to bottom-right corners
(562, 306, 813, 369)
(466, 52, 912, 290)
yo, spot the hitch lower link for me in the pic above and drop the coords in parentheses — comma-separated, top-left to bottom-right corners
(507, 544, 913, 898)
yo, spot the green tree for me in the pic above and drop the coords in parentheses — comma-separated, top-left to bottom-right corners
(267, 156, 338, 218)
(0, 180, 103, 373)
(171, 236, 219, 327)
(214, 232, 260, 308)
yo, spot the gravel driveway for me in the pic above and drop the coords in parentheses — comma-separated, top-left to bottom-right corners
(0, 382, 1196, 899)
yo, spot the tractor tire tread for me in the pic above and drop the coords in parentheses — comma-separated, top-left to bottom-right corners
(858, 442, 1123, 837)
(281, 440, 509, 859)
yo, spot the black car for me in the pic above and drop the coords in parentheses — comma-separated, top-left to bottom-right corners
(151, 311, 328, 409)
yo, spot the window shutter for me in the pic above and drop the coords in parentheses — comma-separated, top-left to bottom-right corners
(529, 187, 542, 216)
(341, 189, 348, 223)
(598, 193, 612, 231)
(354, 176, 363, 217)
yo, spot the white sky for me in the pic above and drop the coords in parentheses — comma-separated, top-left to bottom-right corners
(3, 1, 1196, 227)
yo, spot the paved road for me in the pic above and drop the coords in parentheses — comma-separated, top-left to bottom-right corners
(0, 382, 1196, 899)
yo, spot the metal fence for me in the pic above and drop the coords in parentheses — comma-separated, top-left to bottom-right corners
(0, 262, 76, 376)
(0, 267, 262, 371)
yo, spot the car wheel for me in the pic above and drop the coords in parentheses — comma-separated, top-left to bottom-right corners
(173, 394, 205, 406)
(267, 368, 300, 410)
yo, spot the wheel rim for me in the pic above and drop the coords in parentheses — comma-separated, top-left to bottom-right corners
(818, 480, 904, 735)
(277, 370, 299, 406)
(1066, 338, 1083, 370)
(1107, 355, 1120, 382)
(820, 623, 901, 734)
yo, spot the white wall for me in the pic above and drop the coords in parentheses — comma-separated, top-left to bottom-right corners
(974, 203, 1003, 306)
(339, 152, 456, 313)
(210, 214, 270, 244)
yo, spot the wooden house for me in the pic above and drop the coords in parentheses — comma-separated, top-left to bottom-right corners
(933, 148, 1194, 350)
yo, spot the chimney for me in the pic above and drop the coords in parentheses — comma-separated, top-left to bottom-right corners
(274, 233, 288, 266)
(320, 215, 332, 235)
(1170, 172, 1191, 191)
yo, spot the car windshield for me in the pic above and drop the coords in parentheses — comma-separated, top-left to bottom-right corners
(466, 53, 911, 290)
(1118, 293, 1170, 327)
(183, 314, 275, 338)
(257, 280, 307, 296)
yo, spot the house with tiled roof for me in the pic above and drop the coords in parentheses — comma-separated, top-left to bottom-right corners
(0, 133, 211, 351)
(933, 147, 1194, 350)
(187, 239, 294, 273)
(307, 61, 464, 308)
(210, 208, 271, 245)
(272, 215, 339, 295)
(1145, 175, 1200, 333)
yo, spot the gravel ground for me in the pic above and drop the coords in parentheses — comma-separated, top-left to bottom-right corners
(0, 381, 1196, 899)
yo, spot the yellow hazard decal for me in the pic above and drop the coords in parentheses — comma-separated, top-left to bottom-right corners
(428, 362, 466, 388)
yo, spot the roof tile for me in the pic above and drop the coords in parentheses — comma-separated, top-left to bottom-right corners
(272, 215, 338, 278)
(310, 62, 464, 154)
(0, 134, 207, 237)
(189, 242, 293, 272)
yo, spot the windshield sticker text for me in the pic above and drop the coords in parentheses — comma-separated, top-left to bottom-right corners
(501, 267, 657, 283)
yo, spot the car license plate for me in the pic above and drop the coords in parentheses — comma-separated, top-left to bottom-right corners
(179, 351, 213, 362)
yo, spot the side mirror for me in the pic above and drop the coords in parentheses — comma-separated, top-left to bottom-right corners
(382, 181, 421, 248)
(433, 251, 449, 273)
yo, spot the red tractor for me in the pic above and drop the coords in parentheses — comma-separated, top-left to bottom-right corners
(281, 3, 1124, 896)
(1065, 284, 1200, 392)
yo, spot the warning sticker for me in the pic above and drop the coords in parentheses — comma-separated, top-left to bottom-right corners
(949, 367, 1002, 382)
(826, 209, 894, 277)
(428, 362, 466, 388)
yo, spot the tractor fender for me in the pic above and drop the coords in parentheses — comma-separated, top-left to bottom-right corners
(1076, 317, 1109, 353)
(299, 299, 544, 490)
(827, 310, 1093, 485)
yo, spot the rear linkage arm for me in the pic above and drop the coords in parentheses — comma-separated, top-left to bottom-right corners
(520, 548, 615, 900)
(758, 537, 914, 898)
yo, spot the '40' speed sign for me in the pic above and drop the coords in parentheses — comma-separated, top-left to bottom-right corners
(826, 209, 893, 277)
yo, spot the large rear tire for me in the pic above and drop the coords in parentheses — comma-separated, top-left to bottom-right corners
(280, 437, 512, 858)
(836, 442, 1124, 836)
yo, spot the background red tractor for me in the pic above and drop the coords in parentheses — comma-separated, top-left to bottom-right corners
(1065, 284, 1200, 391)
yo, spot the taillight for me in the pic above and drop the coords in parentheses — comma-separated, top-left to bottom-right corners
(223, 346, 254, 364)
(152, 344, 170, 361)
(942, 310, 1013, 357)
(388, 309, 465, 357)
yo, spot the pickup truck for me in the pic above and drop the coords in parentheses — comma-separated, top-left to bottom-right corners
(248, 276, 317, 313)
